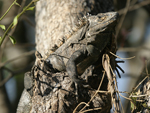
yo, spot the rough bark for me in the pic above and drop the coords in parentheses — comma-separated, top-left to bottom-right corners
(35, 0, 114, 56)
(17, 0, 115, 113)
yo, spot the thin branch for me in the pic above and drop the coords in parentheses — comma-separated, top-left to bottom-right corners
(73, 71, 106, 113)
(0, 0, 39, 46)
(0, 0, 17, 21)
(110, 51, 135, 60)
(0, 72, 13, 87)
(0, 61, 34, 87)
(0, 50, 35, 68)
(118, 0, 150, 15)
(22, 15, 35, 27)
(132, 76, 148, 93)
(118, 46, 150, 52)
(0, 0, 27, 66)
(116, 0, 131, 38)
(5, 43, 36, 48)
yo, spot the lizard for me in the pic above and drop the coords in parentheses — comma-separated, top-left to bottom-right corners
(45, 12, 119, 84)
(45, 14, 89, 58)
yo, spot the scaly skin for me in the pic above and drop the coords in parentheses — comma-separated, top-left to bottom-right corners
(46, 12, 119, 84)
(45, 14, 88, 58)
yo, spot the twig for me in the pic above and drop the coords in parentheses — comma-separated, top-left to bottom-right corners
(73, 102, 89, 113)
(0, 0, 39, 46)
(0, 0, 17, 21)
(116, 0, 131, 38)
(130, 94, 149, 98)
(79, 107, 102, 113)
(133, 76, 148, 93)
(98, 90, 110, 94)
(0, 73, 13, 87)
(119, 93, 132, 101)
(109, 51, 135, 60)
(118, 0, 150, 15)
(80, 71, 106, 112)
(102, 54, 121, 112)
(0, 61, 33, 87)
(73, 71, 106, 113)
(0, 50, 35, 68)
(118, 46, 150, 52)
(5, 43, 36, 48)
(131, 60, 148, 93)
(22, 15, 35, 27)
(0, 0, 27, 64)
(130, 0, 138, 5)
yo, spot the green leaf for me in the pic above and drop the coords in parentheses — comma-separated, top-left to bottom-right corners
(12, 16, 18, 29)
(130, 101, 136, 110)
(26, 6, 35, 11)
(0, 24, 6, 30)
(9, 36, 16, 44)
(15, 2, 21, 7)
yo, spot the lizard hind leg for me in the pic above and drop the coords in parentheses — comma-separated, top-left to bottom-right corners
(66, 49, 87, 84)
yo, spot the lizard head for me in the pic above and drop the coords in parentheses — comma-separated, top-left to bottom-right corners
(86, 12, 119, 41)
(85, 12, 119, 55)
(87, 12, 119, 34)
(97, 12, 118, 25)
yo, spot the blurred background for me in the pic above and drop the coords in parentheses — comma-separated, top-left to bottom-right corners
(0, 0, 150, 113)
(0, 0, 35, 113)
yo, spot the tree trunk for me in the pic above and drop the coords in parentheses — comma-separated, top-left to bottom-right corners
(17, 0, 116, 113)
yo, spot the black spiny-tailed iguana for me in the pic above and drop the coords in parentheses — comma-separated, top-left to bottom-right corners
(46, 12, 119, 84)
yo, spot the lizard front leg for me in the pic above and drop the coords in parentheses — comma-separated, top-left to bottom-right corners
(66, 49, 87, 84)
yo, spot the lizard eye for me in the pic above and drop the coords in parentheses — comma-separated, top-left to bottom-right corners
(97, 16, 106, 22)
(100, 16, 105, 20)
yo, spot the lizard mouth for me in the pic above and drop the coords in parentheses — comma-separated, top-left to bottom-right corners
(101, 13, 118, 30)
(97, 12, 118, 25)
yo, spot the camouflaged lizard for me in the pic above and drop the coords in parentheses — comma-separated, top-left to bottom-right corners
(45, 14, 89, 58)
(46, 12, 119, 84)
